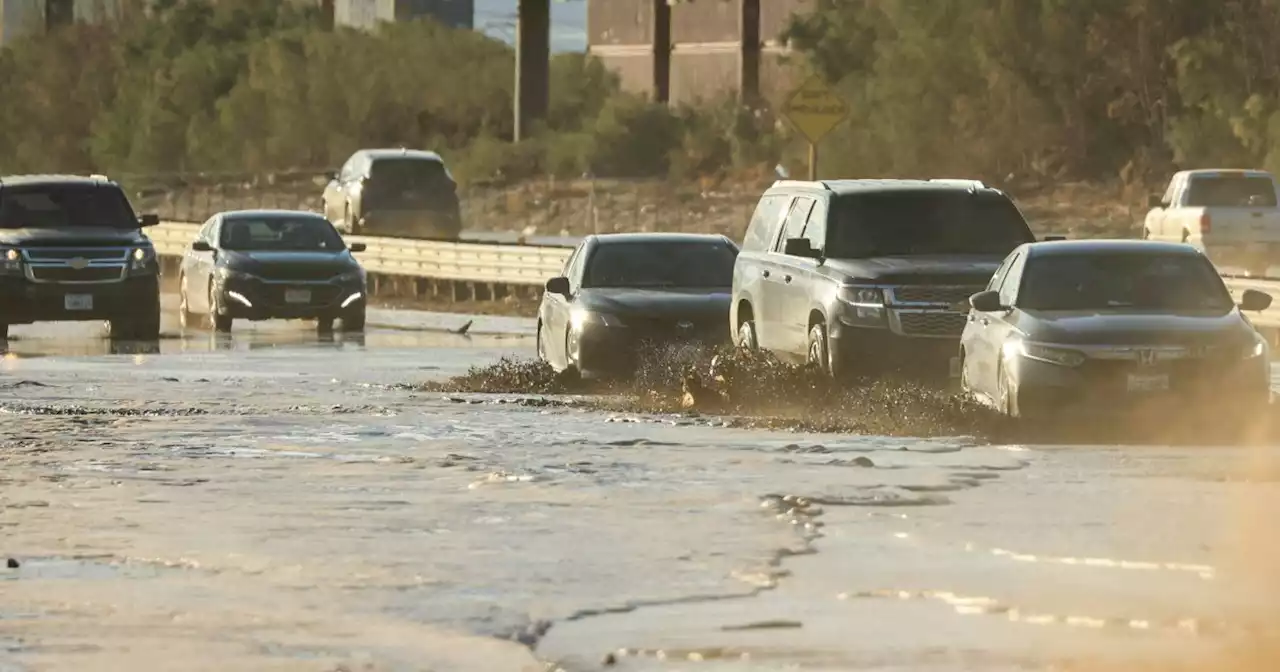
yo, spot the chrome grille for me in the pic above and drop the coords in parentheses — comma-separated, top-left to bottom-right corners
(257, 267, 343, 282)
(892, 285, 985, 305)
(29, 266, 125, 283)
(23, 247, 129, 262)
(896, 311, 968, 337)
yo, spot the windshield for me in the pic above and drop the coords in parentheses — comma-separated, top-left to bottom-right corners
(1019, 253, 1234, 311)
(583, 241, 737, 288)
(1184, 175, 1277, 207)
(825, 192, 1034, 257)
(220, 217, 346, 251)
(0, 184, 138, 229)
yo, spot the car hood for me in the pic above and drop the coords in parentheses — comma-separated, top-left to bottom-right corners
(822, 255, 1005, 284)
(578, 287, 731, 320)
(0, 226, 147, 247)
(223, 250, 357, 272)
(1021, 309, 1254, 346)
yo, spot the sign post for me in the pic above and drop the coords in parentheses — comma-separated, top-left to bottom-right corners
(780, 76, 850, 181)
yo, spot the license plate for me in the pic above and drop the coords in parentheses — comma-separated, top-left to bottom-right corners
(1127, 373, 1169, 393)
(284, 289, 311, 304)
(948, 356, 962, 378)
(64, 294, 92, 311)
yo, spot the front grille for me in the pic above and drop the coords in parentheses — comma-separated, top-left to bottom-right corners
(25, 247, 129, 262)
(256, 267, 342, 282)
(628, 317, 728, 344)
(896, 311, 967, 337)
(29, 266, 124, 283)
(893, 285, 985, 305)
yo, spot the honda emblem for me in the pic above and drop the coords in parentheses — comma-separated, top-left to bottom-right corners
(1136, 349, 1157, 367)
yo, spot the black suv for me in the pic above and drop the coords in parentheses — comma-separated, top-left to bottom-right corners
(730, 179, 1037, 379)
(0, 175, 162, 340)
(321, 148, 462, 239)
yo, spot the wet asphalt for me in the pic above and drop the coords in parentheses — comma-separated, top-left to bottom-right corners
(2, 299, 1280, 671)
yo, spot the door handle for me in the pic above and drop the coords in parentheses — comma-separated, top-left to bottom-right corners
(980, 317, 990, 326)
(762, 270, 771, 278)
(783, 275, 792, 283)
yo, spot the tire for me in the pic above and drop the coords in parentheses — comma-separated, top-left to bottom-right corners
(109, 289, 160, 341)
(344, 203, 357, 235)
(564, 330, 579, 374)
(317, 317, 335, 334)
(737, 319, 758, 350)
(341, 308, 365, 333)
(536, 321, 547, 363)
(807, 323, 832, 375)
(209, 284, 232, 333)
(997, 362, 1019, 418)
(178, 274, 197, 330)
(0, 323, 8, 340)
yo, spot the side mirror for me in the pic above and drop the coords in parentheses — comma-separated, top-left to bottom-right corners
(1240, 288, 1273, 312)
(782, 237, 820, 258)
(545, 276, 570, 296)
(969, 290, 1006, 313)
(139, 213, 160, 227)
(349, 242, 367, 252)
(1147, 195, 1163, 209)
(191, 240, 212, 252)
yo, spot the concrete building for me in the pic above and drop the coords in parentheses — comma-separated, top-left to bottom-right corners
(586, 0, 813, 106)
(334, 0, 473, 31)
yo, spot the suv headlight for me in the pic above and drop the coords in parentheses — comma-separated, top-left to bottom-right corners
(1006, 340, 1086, 367)
(129, 246, 156, 274)
(837, 286, 886, 323)
(570, 308, 625, 330)
(0, 248, 20, 274)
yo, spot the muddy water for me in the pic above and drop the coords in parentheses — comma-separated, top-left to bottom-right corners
(1, 310, 1279, 671)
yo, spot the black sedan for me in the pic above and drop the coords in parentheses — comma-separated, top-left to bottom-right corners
(179, 210, 368, 333)
(538, 233, 739, 377)
(958, 239, 1272, 421)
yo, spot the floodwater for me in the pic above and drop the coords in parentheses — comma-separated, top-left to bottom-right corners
(2, 301, 1280, 671)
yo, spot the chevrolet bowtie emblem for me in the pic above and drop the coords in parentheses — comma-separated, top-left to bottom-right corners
(68, 257, 89, 270)
(676, 321, 694, 330)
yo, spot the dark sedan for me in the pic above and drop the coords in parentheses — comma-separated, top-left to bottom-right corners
(538, 233, 739, 377)
(178, 210, 368, 333)
(959, 239, 1272, 421)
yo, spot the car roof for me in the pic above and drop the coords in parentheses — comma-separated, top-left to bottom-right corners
(219, 209, 329, 220)
(359, 148, 445, 162)
(0, 174, 118, 188)
(1024, 239, 1203, 257)
(589, 232, 733, 245)
(1178, 169, 1272, 179)
(768, 178, 1003, 196)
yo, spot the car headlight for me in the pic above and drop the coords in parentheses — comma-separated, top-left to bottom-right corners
(129, 246, 156, 274)
(333, 269, 364, 284)
(0, 248, 20, 274)
(837, 286, 887, 323)
(570, 308, 625, 330)
(1006, 339, 1086, 367)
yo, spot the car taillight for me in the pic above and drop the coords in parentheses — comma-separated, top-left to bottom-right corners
(1199, 212, 1212, 234)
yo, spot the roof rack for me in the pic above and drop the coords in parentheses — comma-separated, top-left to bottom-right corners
(770, 179, 832, 190)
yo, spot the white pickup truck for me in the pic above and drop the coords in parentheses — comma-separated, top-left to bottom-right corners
(1143, 169, 1280, 276)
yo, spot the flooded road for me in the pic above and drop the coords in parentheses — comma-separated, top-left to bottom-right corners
(2, 303, 1279, 671)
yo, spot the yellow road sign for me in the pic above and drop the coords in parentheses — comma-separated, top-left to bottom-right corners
(782, 76, 849, 144)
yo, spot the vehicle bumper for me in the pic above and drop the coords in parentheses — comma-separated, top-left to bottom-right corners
(570, 322, 731, 377)
(1007, 356, 1272, 420)
(0, 274, 159, 324)
(358, 210, 461, 239)
(215, 277, 366, 321)
(829, 319, 959, 378)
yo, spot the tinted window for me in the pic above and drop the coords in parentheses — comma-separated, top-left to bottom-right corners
(220, 217, 346, 251)
(369, 158, 452, 187)
(583, 241, 737, 288)
(1185, 176, 1277, 207)
(825, 192, 1034, 257)
(1019, 253, 1233, 311)
(0, 184, 137, 229)
(741, 195, 786, 252)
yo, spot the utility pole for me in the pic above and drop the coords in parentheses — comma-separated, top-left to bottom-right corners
(514, 0, 551, 142)
(652, 0, 671, 103)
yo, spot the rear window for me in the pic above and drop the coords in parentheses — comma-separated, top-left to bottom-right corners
(825, 191, 1034, 257)
(583, 241, 738, 289)
(0, 183, 137, 229)
(1019, 252, 1233, 312)
(369, 158, 452, 186)
(1184, 175, 1277, 207)
(220, 216, 346, 251)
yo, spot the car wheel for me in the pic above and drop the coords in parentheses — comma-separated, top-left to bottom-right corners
(317, 317, 335, 334)
(564, 330, 579, 373)
(209, 284, 233, 333)
(536, 321, 547, 362)
(108, 288, 160, 341)
(179, 274, 197, 329)
(341, 308, 365, 333)
(997, 362, 1019, 418)
(807, 323, 831, 375)
(0, 323, 9, 340)
(344, 203, 357, 235)
(737, 319, 758, 350)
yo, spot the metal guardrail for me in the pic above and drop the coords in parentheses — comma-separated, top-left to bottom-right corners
(147, 221, 574, 286)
